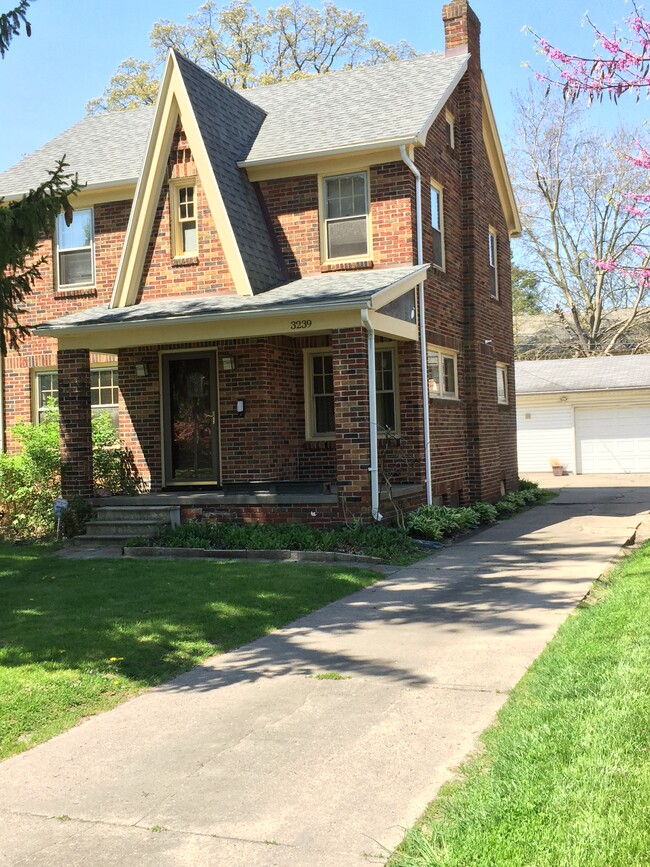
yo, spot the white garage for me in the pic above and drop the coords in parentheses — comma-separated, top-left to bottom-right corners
(516, 356, 650, 475)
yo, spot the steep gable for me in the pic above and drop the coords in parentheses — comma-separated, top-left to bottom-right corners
(111, 51, 283, 308)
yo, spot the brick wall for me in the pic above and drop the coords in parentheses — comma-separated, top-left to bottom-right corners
(136, 125, 237, 301)
(58, 349, 93, 498)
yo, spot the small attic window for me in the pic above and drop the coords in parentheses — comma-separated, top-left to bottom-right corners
(171, 181, 198, 257)
(445, 111, 455, 148)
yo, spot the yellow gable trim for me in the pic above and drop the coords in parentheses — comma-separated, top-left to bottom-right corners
(110, 52, 252, 309)
(481, 76, 522, 238)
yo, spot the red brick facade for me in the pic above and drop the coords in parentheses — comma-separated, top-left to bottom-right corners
(1, 0, 518, 522)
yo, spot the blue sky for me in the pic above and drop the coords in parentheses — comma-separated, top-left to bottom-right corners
(0, 0, 641, 171)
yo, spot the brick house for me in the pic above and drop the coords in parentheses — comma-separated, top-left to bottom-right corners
(0, 1, 521, 526)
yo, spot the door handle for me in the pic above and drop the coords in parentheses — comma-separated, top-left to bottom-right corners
(207, 410, 216, 424)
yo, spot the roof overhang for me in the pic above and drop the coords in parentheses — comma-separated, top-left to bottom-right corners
(37, 265, 427, 352)
(481, 76, 521, 237)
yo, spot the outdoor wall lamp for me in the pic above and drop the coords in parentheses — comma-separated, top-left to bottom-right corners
(221, 356, 236, 371)
(135, 362, 149, 377)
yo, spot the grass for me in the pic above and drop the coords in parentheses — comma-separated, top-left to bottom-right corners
(0, 543, 379, 760)
(391, 541, 650, 867)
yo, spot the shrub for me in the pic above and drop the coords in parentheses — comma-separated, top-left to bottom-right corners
(131, 520, 420, 564)
(0, 410, 141, 540)
(470, 501, 498, 524)
(518, 478, 540, 493)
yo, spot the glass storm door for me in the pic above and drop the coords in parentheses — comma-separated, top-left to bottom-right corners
(163, 353, 219, 485)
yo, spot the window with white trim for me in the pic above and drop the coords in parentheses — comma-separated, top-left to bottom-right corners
(445, 110, 455, 148)
(34, 368, 119, 427)
(323, 172, 369, 260)
(496, 363, 508, 404)
(308, 353, 335, 438)
(305, 347, 398, 439)
(488, 227, 498, 298)
(427, 347, 458, 400)
(172, 182, 198, 256)
(430, 183, 444, 269)
(375, 348, 397, 434)
(56, 207, 94, 288)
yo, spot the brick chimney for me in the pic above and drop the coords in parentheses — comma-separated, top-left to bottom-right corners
(442, 1, 481, 62)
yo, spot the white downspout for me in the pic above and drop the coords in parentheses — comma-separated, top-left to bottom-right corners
(361, 308, 381, 521)
(400, 144, 432, 505)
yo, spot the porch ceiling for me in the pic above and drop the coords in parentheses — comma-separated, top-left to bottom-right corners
(37, 264, 426, 350)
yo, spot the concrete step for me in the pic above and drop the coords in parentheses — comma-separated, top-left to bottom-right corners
(88, 520, 167, 538)
(94, 505, 180, 524)
(73, 535, 132, 548)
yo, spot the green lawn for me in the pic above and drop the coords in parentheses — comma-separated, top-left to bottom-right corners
(0, 544, 378, 760)
(392, 542, 650, 867)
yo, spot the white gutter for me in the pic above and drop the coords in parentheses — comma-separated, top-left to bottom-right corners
(238, 135, 420, 169)
(361, 308, 382, 522)
(400, 144, 433, 505)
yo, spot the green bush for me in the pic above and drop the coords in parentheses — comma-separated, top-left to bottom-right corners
(0, 410, 140, 540)
(130, 519, 420, 564)
(518, 478, 540, 493)
(406, 505, 479, 541)
(470, 501, 498, 524)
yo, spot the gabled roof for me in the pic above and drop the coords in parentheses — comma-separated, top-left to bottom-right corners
(0, 107, 154, 199)
(174, 52, 283, 294)
(515, 355, 650, 395)
(0, 51, 468, 199)
(240, 52, 469, 166)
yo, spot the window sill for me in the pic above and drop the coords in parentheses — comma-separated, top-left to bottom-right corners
(321, 260, 374, 273)
(304, 438, 335, 448)
(55, 286, 97, 299)
(171, 256, 199, 268)
(497, 401, 509, 408)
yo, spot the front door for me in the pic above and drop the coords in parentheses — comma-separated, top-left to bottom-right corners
(162, 353, 219, 485)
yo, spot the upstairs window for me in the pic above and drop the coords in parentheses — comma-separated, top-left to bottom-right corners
(445, 110, 455, 148)
(496, 363, 508, 404)
(488, 227, 498, 298)
(430, 183, 445, 269)
(56, 208, 94, 288)
(427, 347, 458, 400)
(323, 172, 369, 260)
(172, 182, 198, 256)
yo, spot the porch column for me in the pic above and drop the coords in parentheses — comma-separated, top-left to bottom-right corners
(58, 348, 93, 498)
(331, 327, 372, 517)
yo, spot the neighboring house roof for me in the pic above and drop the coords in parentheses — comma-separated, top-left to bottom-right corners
(0, 106, 154, 198)
(239, 52, 469, 166)
(39, 264, 427, 334)
(515, 311, 650, 359)
(515, 355, 650, 395)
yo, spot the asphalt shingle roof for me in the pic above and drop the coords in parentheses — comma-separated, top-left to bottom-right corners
(240, 52, 468, 163)
(38, 265, 426, 332)
(0, 106, 154, 198)
(515, 356, 650, 394)
(174, 53, 283, 293)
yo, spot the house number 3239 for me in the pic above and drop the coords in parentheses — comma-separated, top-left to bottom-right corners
(290, 319, 312, 330)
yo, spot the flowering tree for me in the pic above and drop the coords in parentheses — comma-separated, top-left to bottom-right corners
(531, 4, 650, 310)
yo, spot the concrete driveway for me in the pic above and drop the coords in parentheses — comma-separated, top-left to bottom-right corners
(1, 477, 649, 866)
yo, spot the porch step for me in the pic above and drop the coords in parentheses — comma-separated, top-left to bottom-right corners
(74, 504, 180, 547)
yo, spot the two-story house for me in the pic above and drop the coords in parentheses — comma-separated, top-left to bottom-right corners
(0, 0, 521, 526)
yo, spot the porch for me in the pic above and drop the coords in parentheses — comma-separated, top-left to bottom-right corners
(39, 265, 430, 525)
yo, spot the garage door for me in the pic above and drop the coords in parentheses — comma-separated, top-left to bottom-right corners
(576, 406, 650, 473)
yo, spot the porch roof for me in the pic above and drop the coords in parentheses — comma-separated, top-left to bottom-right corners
(37, 264, 426, 347)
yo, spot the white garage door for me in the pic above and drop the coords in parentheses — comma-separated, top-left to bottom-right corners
(576, 406, 650, 473)
(517, 405, 575, 473)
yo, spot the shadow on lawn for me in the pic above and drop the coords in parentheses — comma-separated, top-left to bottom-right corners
(1, 487, 646, 695)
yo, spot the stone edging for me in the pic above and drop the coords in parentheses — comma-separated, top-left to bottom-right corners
(123, 546, 383, 565)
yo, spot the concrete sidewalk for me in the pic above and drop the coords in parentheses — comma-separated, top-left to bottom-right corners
(1, 481, 649, 866)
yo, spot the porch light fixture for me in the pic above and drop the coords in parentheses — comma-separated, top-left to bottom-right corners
(221, 356, 236, 371)
(135, 362, 149, 377)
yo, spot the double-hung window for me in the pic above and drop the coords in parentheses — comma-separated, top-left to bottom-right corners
(172, 182, 198, 256)
(305, 347, 397, 439)
(488, 227, 498, 297)
(34, 367, 119, 428)
(430, 182, 444, 269)
(427, 347, 458, 400)
(445, 110, 455, 148)
(323, 172, 369, 261)
(375, 348, 397, 434)
(56, 208, 94, 288)
(496, 363, 508, 404)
